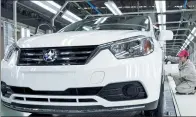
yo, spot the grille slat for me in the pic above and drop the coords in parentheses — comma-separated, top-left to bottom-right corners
(60, 51, 92, 55)
(57, 56, 88, 61)
(21, 58, 44, 61)
(22, 53, 43, 56)
(18, 46, 97, 66)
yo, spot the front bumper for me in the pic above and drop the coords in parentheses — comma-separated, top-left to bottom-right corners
(2, 100, 158, 114)
(1, 49, 162, 109)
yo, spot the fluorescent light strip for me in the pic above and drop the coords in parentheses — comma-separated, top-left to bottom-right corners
(94, 18, 103, 24)
(32, 1, 82, 23)
(186, 41, 190, 45)
(46, 1, 61, 9)
(155, 1, 166, 13)
(111, 1, 122, 15)
(185, 39, 189, 44)
(62, 15, 76, 23)
(159, 25, 166, 30)
(105, 1, 122, 15)
(191, 27, 196, 36)
(31, 1, 57, 14)
(158, 14, 166, 24)
(100, 17, 108, 23)
(187, 34, 194, 41)
(65, 10, 82, 20)
(94, 17, 108, 24)
(62, 10, 82, 23)
(191, 27, 196, 33)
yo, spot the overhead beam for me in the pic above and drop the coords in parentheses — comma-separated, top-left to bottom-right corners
(154, 21, 189, 25)
(170, 28, 190, 31)
(85, 9, 196, 19)
(173, 34, 187, 37)
(166, 45, 181, 47)
(166, 42, 183, 45)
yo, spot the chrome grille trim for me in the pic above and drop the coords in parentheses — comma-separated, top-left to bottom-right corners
(17, 45, 97, 66)
(21, 53, 43, 56)
(57, 56, 88, 60)
(60, 51, 92, 55)
(21, 58, 44, 61)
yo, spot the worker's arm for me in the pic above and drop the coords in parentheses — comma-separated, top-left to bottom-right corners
(180, 63, 196, 81)
(166, 56, 179, 63)
(170, 73, 180, 78)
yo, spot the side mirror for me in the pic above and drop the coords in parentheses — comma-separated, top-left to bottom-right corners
(159, 30, 173, 41)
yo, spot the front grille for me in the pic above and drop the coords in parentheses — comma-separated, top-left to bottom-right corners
(17, 45, 97, 66)
(10, 86, 103, 96)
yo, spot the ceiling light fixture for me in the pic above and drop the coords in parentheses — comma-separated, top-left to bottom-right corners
(185, 39, 189, 44)
(159, 25, 166, 30)
(104, 1, 122, 15)
(32, 1, 82, 23)
(94, 17, 108, 24)
(191, 27, 196, 36)
(46, 1, 61, 9)
(186, 41, 190, 45)
(155, 0, 166, 13)
(155, 0, 166, 30)
(31, 1, 58, 14)
(187, 34, 194, 41)
(158, 14, 166, 24)
(62, 10, 82, 23)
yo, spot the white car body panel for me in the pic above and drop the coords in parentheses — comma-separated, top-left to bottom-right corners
(1, 16, 164, 114)
(17, 30, 151, 48)
(165, 64, 179, 74)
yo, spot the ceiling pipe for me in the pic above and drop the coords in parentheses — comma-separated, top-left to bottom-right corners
(86, 1, 101, 14)
(184, 0, 188, 8)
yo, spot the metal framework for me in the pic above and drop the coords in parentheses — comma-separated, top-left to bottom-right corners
(169, 28, 190, 31)
(51, 1, 69, 27)
(51, 0, 93, 27)
(154, 21, 189, 25)
(13, 0, 17, 41)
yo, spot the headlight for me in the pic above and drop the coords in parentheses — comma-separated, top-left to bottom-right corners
(4, 43, 19, 61)
(109, 36, 154, 59)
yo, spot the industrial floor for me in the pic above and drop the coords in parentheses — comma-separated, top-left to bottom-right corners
(168, 76, 196, 116)
(1, 80, 176, 117)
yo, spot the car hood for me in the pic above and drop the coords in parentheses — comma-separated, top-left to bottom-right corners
(17, 30, 150, 48)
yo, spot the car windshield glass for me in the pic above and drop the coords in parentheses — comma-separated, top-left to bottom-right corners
(60, 15, 150, 32)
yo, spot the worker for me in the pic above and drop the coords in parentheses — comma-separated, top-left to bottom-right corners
(165, 50, 196, 95)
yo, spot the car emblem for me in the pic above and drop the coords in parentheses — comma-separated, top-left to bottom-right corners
(43, 49, 57, 62)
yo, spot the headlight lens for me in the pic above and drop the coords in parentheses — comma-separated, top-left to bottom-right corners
(109, 36, 154, 59)
(4, 43, 19, 61)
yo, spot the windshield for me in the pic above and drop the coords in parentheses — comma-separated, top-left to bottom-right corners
(60, 15, 150, 32)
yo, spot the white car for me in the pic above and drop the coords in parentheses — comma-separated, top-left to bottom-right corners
(1, 15, 173, 116)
